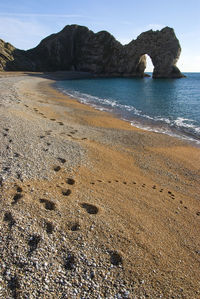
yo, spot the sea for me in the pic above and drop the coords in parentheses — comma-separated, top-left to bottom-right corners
(55, 73, 200, 145)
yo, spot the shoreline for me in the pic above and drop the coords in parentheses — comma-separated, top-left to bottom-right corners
(54, 74, 200, 148)
(0, 72, 200, 298)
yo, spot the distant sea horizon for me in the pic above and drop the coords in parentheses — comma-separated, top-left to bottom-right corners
(55, 72, 200, 145)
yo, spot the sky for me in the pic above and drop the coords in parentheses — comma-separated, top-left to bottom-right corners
(0, 0, 200, 72)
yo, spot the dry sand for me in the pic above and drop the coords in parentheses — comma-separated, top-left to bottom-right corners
(0, 72, 200, 298)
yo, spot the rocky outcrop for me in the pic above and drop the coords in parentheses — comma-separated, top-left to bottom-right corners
(124, 27, 183, 78)
(0, 25, 184, 78)
(0, 40, 34, 71)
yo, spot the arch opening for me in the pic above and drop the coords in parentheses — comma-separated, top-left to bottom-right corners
(136, 54, 154, 77)
(145, 54, 154, 75)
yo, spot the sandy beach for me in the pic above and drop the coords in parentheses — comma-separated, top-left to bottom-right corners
(0, 72, 200, 298)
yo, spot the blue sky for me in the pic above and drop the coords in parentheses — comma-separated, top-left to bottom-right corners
(0, 0, 200, 72)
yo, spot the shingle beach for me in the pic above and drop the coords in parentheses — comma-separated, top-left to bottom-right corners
(0, 72, 199, 298)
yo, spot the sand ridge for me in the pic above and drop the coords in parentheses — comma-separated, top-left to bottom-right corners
(0, 72, 199, 298)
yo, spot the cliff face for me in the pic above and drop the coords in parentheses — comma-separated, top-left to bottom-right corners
(26, 26, 123, 74)
(0, 40, 34, 71)
(0, 25, 184, 78)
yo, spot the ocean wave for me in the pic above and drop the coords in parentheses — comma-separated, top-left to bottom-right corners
(57, 86, 200, 144)
(130, 120, 200, 144)
(173, 117, 200, 133)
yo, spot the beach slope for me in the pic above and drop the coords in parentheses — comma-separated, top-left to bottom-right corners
(0, 72, 199, 298)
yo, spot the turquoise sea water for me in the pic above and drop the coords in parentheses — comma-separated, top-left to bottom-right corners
(56, 73, 200, 144)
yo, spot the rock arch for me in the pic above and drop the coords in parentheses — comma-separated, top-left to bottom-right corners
(124, 27, 183, 78)
(0, 25, 184, 78)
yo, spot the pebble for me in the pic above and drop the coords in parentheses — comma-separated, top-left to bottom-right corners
(0, 75, 194, 298)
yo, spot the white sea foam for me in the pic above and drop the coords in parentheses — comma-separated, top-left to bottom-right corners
(58, 86, 200, 145)
(130, 120, 200, 145)
(173, 117, 200, 133)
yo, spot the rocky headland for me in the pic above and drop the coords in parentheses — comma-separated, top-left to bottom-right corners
(0, 25, 184, 78)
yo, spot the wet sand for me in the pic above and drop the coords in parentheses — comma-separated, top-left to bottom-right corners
(0, 72, 200, 298)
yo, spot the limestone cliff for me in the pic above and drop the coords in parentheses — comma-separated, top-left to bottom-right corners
(0, 40, 34, 71)
(0, 25, 184, 78)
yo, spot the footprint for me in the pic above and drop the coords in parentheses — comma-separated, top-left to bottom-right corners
(47, 143, 51, 146)
(14, 152, 20, 157)
(28, 235, 41, 254)
(123, 182, 127, 185)
(168, 191, 175, 199)
(109, 251, 123, 266)
(62, 189, 71, 196)
(7, 274, 20, 298)
(43, 148, 48, 152)
(4, 128, 9, 132)
(57, 157, 66, 164)
(40, 136, 45, 139)
(97, 180, 102, 183)
(40, 199, 56, 211)
(196, 212, 200, 216)
(53, 166, 61, 172)
(142, 184, 146, 187)
(64, 253, 76, 270)
(159, 189, 163, 193)
(58, 122, 64, 126)
(70, 222, 80, 231)
(152, 185, 156, 189)
(82, 138, 87, 140)
(81, 203, 99, 214)
(12, 193, 23, 205)
(50, 118, 56, 121)
(66, 178, 75, 185)
(16, 186, 22, 193)
(115, 180, 119, 182)
(45, 221, 54, 234)
(4, 212, 16, 228)
(45, 130, 52, 135)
